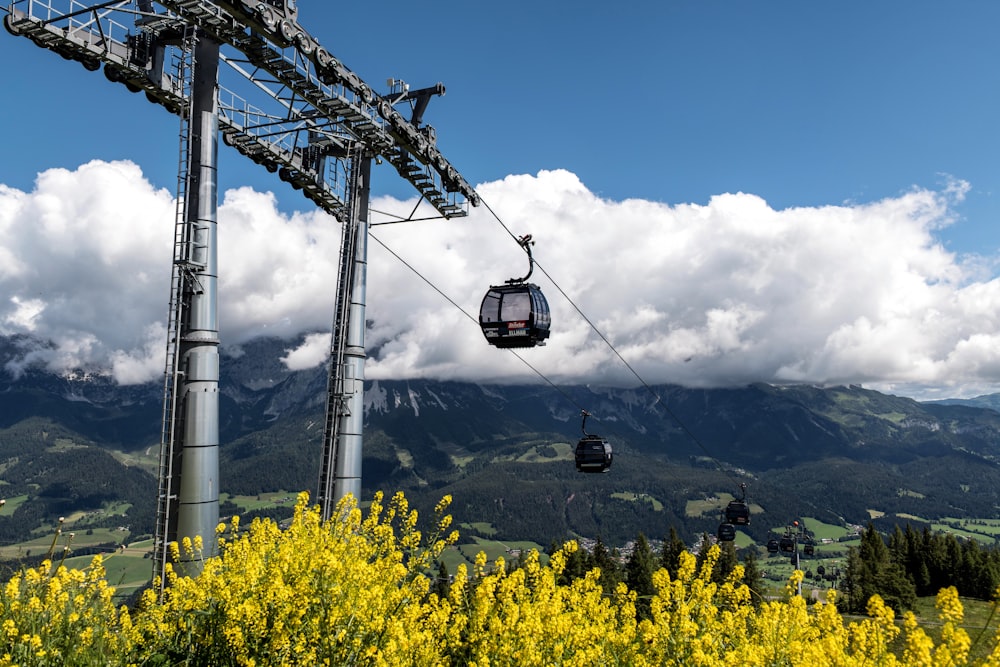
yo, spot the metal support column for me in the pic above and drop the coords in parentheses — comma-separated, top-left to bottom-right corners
(317, 152, 371, 519)
(333, 156, 371, 504)
(166, 30, 221, 578)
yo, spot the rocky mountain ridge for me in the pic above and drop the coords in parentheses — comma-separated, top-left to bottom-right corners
(3, 334, 1000, 546)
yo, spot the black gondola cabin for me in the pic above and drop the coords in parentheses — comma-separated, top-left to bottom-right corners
(717, 523, 736, 542)
(479, 284, 551, 348)
(724, 499, 750, 526)
(575, 435, 613, 473)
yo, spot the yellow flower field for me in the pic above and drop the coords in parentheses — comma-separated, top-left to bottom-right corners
(1, 491, 999, 665)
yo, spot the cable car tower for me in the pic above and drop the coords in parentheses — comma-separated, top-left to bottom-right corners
(3, 0, 479, 582)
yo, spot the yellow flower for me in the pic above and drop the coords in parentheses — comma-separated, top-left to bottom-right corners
(4, 489, 1000, 665)
(936, 586, 963, 624)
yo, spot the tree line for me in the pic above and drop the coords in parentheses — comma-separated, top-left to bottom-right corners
(547, 527, 766, 618)
(447, 518, 1000, 620)
(841, 522, 1000, 614)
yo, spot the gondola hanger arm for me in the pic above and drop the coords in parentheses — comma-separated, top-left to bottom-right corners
(506, 234, 535, 284)
(581, 409, 594, 437)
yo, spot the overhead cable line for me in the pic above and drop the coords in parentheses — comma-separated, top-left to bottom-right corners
(480, 196, 852, 518)
(366, 230, 587, 416)
(370, 199, 847, 527)
(369, 198, 741, 489)
(477, 197, 847, 524)
(475, 196, 742, 483)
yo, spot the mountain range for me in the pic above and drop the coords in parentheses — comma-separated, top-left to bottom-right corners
(3, 334, 1000, 548)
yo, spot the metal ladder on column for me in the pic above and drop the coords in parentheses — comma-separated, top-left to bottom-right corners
(153, 23, 199, 592)
(317, 149, 361, 520)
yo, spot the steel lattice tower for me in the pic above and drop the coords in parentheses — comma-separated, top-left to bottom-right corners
(3, 0, 479, 585)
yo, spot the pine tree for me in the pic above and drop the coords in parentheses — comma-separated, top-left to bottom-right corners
(959, 538, 997, 599)
(841, 523, 916, 614)
(712, 541, 739, 585)
(660, 526, 686, 580)
(985, 550, 1000, 601)
(625, 533, 656, 619)
(694, 532, 714, 575)
(588, 537, 621, 596)
(741, 549, 766, 607)
(558, 541, 588, 586)
(945, 533, 963, 588)
(433, 560, 450, 600)
(902, 524, 931, 594)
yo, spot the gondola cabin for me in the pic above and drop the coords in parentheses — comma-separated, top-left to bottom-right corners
(479, 284, 551, 348)
(803, 542, 815, 556)
(724, 500, 751, 526)
(779, 536, 796, 553)
(717, 523, 736, 542)
(574, 435, 613, 473)
(766, 539, 780, 554)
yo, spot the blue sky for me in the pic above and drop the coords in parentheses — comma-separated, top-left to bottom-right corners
(3, 2, 998, 253)
(2, 1, 1000, 399)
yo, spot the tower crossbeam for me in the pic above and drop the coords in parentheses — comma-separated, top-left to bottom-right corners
(4, 0, 481, 575)
(4, 0, 477, 219)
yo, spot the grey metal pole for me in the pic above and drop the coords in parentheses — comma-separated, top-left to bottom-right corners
(173, 32, 221, 575)
(332, 156, 371, 503)
(795, 535, 802, 597)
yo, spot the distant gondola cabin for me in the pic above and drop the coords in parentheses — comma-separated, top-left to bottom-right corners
(717, 523, 736, 542)
(574, 436, 612, 473)
(479, 284, 551, 348)
(724, 500, 750, 526)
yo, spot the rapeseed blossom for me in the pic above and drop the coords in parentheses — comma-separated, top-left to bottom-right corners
(2, 490, 1000, 665)
(0, 555, 134, 665)
(132, 491, 460, 665)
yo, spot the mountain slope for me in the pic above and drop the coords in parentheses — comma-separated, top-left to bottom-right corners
(2, 335, 1000, 546)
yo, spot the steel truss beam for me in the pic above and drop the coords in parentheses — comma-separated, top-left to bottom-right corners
(3, 0, 478, 219)
(4, 0, 480, 575)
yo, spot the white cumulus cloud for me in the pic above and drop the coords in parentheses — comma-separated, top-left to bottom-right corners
(1, 160, 998, 400)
